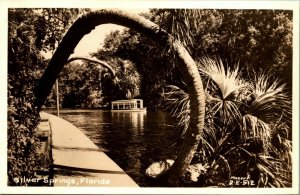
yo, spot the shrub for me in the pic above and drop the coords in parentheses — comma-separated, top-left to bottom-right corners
(163, 56, 292, 187)
(7, 9, 45, 186)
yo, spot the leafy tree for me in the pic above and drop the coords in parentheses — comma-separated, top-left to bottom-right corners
(93, 28, 183, 110)
(35, 8, 89, 107)
(8, 8, 45, 185)
(52, 55, 140, 108)
(7, 8, 85, 185)
(98, 57, 141, 101)
(34, 9, 206, 186)
(155, 9, 293, 87)
(35, 8, 87, 52)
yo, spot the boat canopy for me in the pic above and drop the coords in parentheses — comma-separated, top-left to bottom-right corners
(111, 99, 144, 110)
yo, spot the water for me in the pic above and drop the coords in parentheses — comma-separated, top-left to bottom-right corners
(47, 109, 181, 186)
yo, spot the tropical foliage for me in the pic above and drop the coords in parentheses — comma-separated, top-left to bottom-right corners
(90, 9, 293, 186)
(156, 9, 292, 87)
(8, 8, 45, 185)
(97, 57, 141, 102)
(95, 9, 292, 110)
(7, 8, 83, 185)
(8, 8, 293, 187)
(163, 56, 292, 187)
(92, 29, 181, 110)
(51, 57, 141, 108)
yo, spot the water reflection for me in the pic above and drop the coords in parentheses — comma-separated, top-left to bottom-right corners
(50, 109, 180, 186)
(111, 112, 146, 131)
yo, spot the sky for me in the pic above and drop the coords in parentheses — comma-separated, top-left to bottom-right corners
(42, 9, 149, 59)
(72, 24, 124, 57)
(1, 1, 299, 194)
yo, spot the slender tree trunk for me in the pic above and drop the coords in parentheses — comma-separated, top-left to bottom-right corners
(159, 40, 206, 186)
(34, 9, 205, 186)
(55, 79, 60, 117)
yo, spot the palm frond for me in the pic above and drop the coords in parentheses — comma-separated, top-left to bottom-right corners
(197, 56, 248, 123)
(241, 114, 271, 153)
(198, 57, 246, 100)
(157, 9, 203, 49)
(256, 154, 291, 187)
(241, 73, 292, 153)
(249, 74, 291, 123)
(162, 85, 190, 135)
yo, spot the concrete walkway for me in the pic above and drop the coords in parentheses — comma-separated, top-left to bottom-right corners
(40, 112, 139, 187)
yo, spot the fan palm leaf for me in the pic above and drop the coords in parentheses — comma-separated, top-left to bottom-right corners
(162, 85, 190, 135)
(248, 74, 291, 123)
(197, 56, 247, 123)
(242, 74, 291, 153)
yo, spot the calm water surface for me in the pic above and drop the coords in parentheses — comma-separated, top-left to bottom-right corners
(47, 109, 181, 186)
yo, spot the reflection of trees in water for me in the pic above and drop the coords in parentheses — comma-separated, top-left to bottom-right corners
(103, 112, 145, 184)
(111, 112, 146, 131)
(101, 111, 179, 186)
(57, 109, 180, 186)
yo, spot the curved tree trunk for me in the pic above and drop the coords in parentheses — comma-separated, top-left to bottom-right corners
(66, 56, 116, 77)
(34, 9, 205, 186)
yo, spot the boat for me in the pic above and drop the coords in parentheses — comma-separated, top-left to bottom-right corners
(111, 99, 147, 112)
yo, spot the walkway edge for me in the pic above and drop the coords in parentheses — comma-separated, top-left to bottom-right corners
(40, 112, 139, 187)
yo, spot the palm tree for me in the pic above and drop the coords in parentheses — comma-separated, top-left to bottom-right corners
(239, 74, 292, 187)
(98, 57, 141, 101)
(34, 9, 206, 186)
(162, 56, 292, 187)
(149, 8, 292, 186)
(66, 56, 116, 77)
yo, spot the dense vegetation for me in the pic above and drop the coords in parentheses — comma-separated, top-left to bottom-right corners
(48, 57, 141, 108)
(93, 9, 293, 186)
(7, 8, 84, 185)
(8, 8, 292, 187)
(164, 57, 292, 187)
(44, 9, 292, 111)
(91, 9, 292, 110)
(8, 9, 44, 185)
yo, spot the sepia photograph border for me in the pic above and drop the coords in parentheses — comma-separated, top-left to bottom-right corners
(1, 0, 299, 194)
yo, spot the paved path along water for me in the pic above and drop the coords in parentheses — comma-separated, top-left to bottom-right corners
(40, 112, 139, 187)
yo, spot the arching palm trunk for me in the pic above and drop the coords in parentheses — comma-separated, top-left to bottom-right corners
(34, 9, 205, 186)
(66, 56, 116, 77)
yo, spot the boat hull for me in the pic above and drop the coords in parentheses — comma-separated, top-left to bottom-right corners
(110, 108, 147, 113)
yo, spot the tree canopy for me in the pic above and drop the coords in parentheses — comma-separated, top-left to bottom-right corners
(41, 9, 293, 109)
(8, 8, 293, 187)
(94, 9, 292, 106)
(7, 8, 84, 185)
